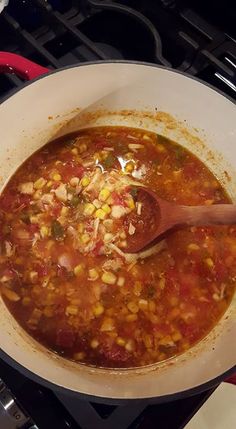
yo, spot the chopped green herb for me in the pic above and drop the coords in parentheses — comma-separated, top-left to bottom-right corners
(103, 154, 116, 169)
(146, 285, 156, 298)
(20, 212, 30, 224)
(130, 187, 138, 199)
(70, 195, 80, 208)
(51, 220, 64, 239)
(157, 135, 169, 145)
(174, 145, 186, 163)
(67, 186, 76, 195)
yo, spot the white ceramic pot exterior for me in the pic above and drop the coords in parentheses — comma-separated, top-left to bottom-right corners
(0, 62, 235, 401)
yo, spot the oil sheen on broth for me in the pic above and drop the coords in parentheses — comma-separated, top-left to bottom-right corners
(0, 126, 235, 368)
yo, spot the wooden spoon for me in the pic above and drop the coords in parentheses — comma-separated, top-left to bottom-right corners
(124, 187, 236, 253)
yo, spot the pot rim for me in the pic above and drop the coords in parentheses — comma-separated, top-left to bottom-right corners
(1, 59, 235, 108)
(0, 59, 235, 403)
(0, 348, 235, 404)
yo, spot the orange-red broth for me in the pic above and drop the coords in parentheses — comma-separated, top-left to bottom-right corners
(0, 127, 235, 368)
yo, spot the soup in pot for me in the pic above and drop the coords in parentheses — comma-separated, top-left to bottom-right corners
(0, 126, 235, 368)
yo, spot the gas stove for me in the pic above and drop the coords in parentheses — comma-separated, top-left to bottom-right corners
(0, 1, 235, 428)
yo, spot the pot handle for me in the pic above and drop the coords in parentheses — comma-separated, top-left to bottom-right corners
(0, 52, 49, 80)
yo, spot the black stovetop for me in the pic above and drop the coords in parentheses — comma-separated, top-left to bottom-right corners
(0, 356, 218, 429)
(0, 1, 235, 428)
(0, 0, 235, 101)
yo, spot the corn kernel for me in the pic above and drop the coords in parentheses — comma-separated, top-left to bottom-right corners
(40, 225, 49, 238)
(99, 188, 111, 202)
(74, 264, 84, 276)
(102, 271, 117, 285)
(104, 233, 113, 243)
(29, 271, 38, 282)
(138, 299, 148, 310)
(30, 215, 39, 224)
(205, 199, 214, 205)
(81, 233, 90, 244)
(93, 303, 104, 317)
(33, 190, 42, 200)
(127, 301, 139, 314)
(46, 180, 53, 188)
(125, 162, 134, 173)
(159, 335, 174, 346)
(125, 339, 135, 352)
(71, 147, 78, 155)
(156, 143, 166, 152)
(172, 331, 182, 342)
(52, 173, 61, 181)
(90, 339, 99, 349)
(84, 203, 95, 216)
(120, 231, 127, 239)
(95, 209, 107, 220)
(61, 206, 69, 216)
(205, 257, 214, 268)
(116, 337, 126, 347)
(143, 134, 151, 140)
(100, 317, 114, 331)
(73, 352, 85, 361)
(213, 293, 220, 301)
(34, 177, 47, 189)
(117, 276, 125, 287)
(77, 223, 84, 234)
(88, 268, 99, 280)
(127, 197, 135, 209)
(22, 297, 31, 306)
(81, 176, 90, 187)
(70, 177, 80, 187)
(133, 280, 142, 296)
(66, 305, 78, 316)
(126, 314, 138, 322)
(79, 143, 87, 153)
(188, 243, 200, 251)
(101, 203, 111, 214)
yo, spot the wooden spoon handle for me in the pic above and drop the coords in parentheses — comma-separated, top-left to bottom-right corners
(179, 204, 236, 226)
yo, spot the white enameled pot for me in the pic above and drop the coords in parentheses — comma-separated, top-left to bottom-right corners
(0, 53, 235, 403)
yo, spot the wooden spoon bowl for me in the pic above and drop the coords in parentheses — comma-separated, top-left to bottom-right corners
(124, 188, 236, 253)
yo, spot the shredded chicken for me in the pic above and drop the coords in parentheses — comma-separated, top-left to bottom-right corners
(18, 182, 34, 195)
(54, 183, 67, 202)
(108, 240, 166, 263)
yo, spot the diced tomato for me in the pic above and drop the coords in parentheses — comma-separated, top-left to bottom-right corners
(92, 240, 103, 256)
(56, 328, 75, 348)
(59, 162, 85, 182)
(34, 264, 49, 277)
(99, 342, 130, 363)
(32, 154, 45, 167)
(111, 192, 125, 206)
(179, 322, 199, 342)
(51, 202, 62, 217)
(28, 224, 39, 234)
(94, 137, 108, 149)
